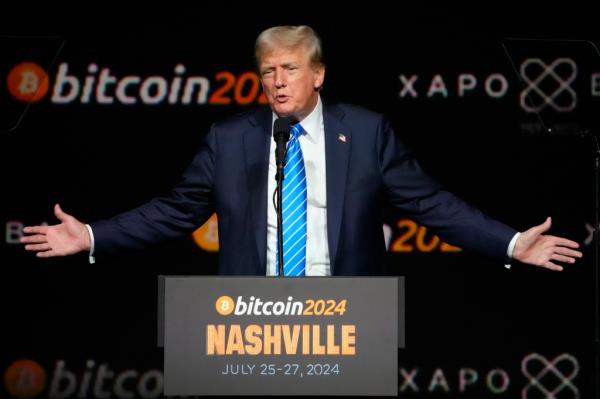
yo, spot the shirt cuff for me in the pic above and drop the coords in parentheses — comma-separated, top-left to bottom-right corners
(504, 232, 520, 269)
(85, 224, 96, 264)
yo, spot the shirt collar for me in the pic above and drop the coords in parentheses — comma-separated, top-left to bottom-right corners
(272, 95, 323, 144)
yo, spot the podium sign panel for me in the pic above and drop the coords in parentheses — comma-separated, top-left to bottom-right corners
(163, 276, 401, 396)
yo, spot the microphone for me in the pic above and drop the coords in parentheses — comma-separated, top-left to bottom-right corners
(273, 116, 297, 181)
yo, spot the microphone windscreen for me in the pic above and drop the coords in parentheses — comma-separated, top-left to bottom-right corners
(273, 116, 297, 139)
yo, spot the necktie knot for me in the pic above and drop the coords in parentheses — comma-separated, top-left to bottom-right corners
(290, 123, 303, 140)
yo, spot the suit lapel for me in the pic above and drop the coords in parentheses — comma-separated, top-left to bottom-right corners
(243, 107, 272, 274)
(323, 103, 350, 272)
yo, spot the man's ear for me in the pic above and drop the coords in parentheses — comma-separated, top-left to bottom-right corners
(314, 66, 325, 90)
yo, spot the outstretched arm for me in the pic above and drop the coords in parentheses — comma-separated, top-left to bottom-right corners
(512, 217, 582, 271)
(20, 203, 91, 257)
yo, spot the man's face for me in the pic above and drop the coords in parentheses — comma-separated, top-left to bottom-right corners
(259, 46, 325, 121)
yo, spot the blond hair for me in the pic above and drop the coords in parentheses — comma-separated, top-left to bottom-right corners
(255, 25, 323, 68)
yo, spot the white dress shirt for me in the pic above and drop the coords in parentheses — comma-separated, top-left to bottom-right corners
(266, 96, 330, 276)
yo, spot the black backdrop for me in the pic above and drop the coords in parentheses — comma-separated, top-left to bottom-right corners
(1, 4, 598, 398)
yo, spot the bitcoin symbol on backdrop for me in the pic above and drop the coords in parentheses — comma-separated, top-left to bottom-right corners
(7, 62, 49, 102)
(19, 71, 39, 95)
(193, 213, 219, 251)
(205, 218, 218, 241)
(4, 359, 47, 399)
(215, 296, 234, 316)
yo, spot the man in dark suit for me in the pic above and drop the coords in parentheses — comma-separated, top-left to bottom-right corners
(21, 25, 582, 274)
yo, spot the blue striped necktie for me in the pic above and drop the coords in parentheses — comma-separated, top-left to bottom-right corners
(276, 122, 307, 276)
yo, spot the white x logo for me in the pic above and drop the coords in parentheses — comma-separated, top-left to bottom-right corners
(521, 353, 579, 398)
(520, 58, 577, 113)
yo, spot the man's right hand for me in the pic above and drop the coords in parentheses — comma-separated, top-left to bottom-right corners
(20, 203, 91, 257)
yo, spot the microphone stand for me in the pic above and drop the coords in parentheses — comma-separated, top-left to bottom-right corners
(274, 155, 286, 277)
(273, 116, 295, 277)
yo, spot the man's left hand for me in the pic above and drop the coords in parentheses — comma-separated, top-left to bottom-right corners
(513, 217, 583, 271)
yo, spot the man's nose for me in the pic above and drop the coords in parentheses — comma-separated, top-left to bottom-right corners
(274, 71, 286, 88)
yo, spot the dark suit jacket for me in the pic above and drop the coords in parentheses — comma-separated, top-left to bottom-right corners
(91, 101, 517, 275)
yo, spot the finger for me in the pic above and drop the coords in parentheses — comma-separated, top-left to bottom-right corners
(36, 250, 57, 258)
(543, 261, 563, 271)
(550, 254, 576, 263)
(531, 216, 552, 235)
(524, 217, 551, 236)
(54, 203, 69, 222)
(23, 226, 48, 234)
(555, 247, 583, 258)
(25, 243, 51, 251)
(20, 234, 47, 244)
(553, 237, 580, 249)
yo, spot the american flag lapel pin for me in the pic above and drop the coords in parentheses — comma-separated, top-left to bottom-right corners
(338, 133, 347, 143)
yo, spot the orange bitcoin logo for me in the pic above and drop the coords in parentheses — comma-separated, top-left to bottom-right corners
(193, 213, 219, 251)
(215, 296, 235, 316)
(4, 359, 46, 399)
(7, 62, 49, 102)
